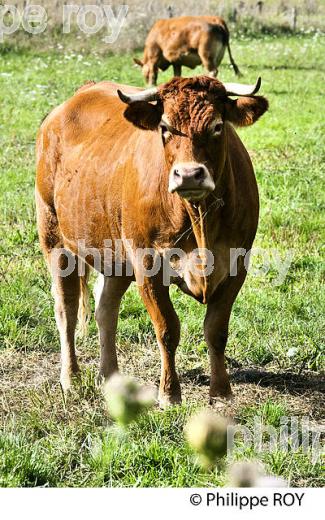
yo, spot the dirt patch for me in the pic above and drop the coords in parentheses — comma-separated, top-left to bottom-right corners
(1, 346, 324, 425)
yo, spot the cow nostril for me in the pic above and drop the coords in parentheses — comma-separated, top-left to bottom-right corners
(174, 169, 181, 178)
(194, 167, 205, 181)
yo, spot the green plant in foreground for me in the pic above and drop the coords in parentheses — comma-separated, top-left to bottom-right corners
(185, 411, 289, 486)
(185, 410, 231, 469)
(228, 460, 288, 487)
(104, 374, 156, 427)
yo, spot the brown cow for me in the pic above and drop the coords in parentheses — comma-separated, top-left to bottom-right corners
(35, 76, 268, 407)
(134, 16, 241, 86)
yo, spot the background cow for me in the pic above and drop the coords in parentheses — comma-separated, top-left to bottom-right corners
(134, 16, 241, 85)
(36, 76, 268, 407)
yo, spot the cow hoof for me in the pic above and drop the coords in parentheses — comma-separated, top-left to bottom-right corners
(209, 393, 233, 407)
(60, 378, 71, 393)
(60, 366, 80, 392)
(95, 373, 106, 388)
(60, 373, 74, 393)
(158, 393, 182, 409)
(96, 370, 120, 388)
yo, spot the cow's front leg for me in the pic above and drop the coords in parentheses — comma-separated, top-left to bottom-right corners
(138, 275, 181, 407)
(94, 275, 131, 381)
(204, 302, 232, 401)
(204, 273, 246, 402)
(173, 63, 182, 77)
(208, 69, 217, 78)
(148, 63, 159, 86)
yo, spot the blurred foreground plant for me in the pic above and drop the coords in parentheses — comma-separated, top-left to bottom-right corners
(228, 460, 288, 487)
(185, 410, 289, 486)
(185, 410, 231, 469)
(104, 373, 156, 427)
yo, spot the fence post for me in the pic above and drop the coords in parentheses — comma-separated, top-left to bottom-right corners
(256, 1, 263, 16)
(290, 6, 297, 31)
(167, 6, 173, 19)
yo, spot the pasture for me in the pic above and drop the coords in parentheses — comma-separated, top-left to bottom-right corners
(0, 33, 324, 487)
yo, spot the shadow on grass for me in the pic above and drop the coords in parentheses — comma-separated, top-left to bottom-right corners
(231, 368, 325, 395)
(182, 366, 325, 396)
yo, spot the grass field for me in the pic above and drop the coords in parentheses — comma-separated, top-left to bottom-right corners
(0, 33, 324, 487)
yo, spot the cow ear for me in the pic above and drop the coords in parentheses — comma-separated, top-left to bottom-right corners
(123, 101, 163, 131)
(133, 57, 144, 67)
(225, 96, 268, 127)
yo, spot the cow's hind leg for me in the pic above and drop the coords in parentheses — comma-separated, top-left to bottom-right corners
(137, 275, 181, 408)
(198, 34, 217, 77)
(94, 275, 131, 381)
(213, 43, 226, 77)
(36, 195, 84, 391)
(51, 250, 82, 391)
(198, 35, 225, 78)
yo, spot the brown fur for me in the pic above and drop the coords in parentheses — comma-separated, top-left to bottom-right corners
(36, 76, 268, 404)
(135, 16, 241, 85)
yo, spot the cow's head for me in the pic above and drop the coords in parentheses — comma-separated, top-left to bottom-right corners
(118, 77, 268, 202)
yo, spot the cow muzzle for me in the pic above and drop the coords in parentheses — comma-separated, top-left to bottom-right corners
(168, 162, 215, 201)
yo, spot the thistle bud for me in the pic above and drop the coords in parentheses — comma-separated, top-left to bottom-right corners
(228, 460, 288, 488)
(228, 461, 261, 487)
(185, 410, 231, 468)
(104, 373, 156, 426)
(256, 475, 288, 487)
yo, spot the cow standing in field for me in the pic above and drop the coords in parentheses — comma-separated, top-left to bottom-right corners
(134, 16, 241, 86)
(36, 76, 268, 407)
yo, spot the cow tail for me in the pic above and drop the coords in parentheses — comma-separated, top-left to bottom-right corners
(78, 263, 91, 337)
(227, 40, 241, 77)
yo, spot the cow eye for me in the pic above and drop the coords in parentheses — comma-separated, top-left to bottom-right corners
(213, 122, 223, 135)
(159, 122, 172, 142)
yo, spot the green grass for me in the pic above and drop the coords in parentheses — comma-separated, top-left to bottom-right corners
(0, 34, 324, 487)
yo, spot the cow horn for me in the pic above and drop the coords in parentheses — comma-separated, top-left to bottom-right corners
(117, 87, 159, 104)
(223, 77, 261, 97)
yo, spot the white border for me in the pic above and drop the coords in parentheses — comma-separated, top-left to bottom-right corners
(0, 488, 322, 520)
